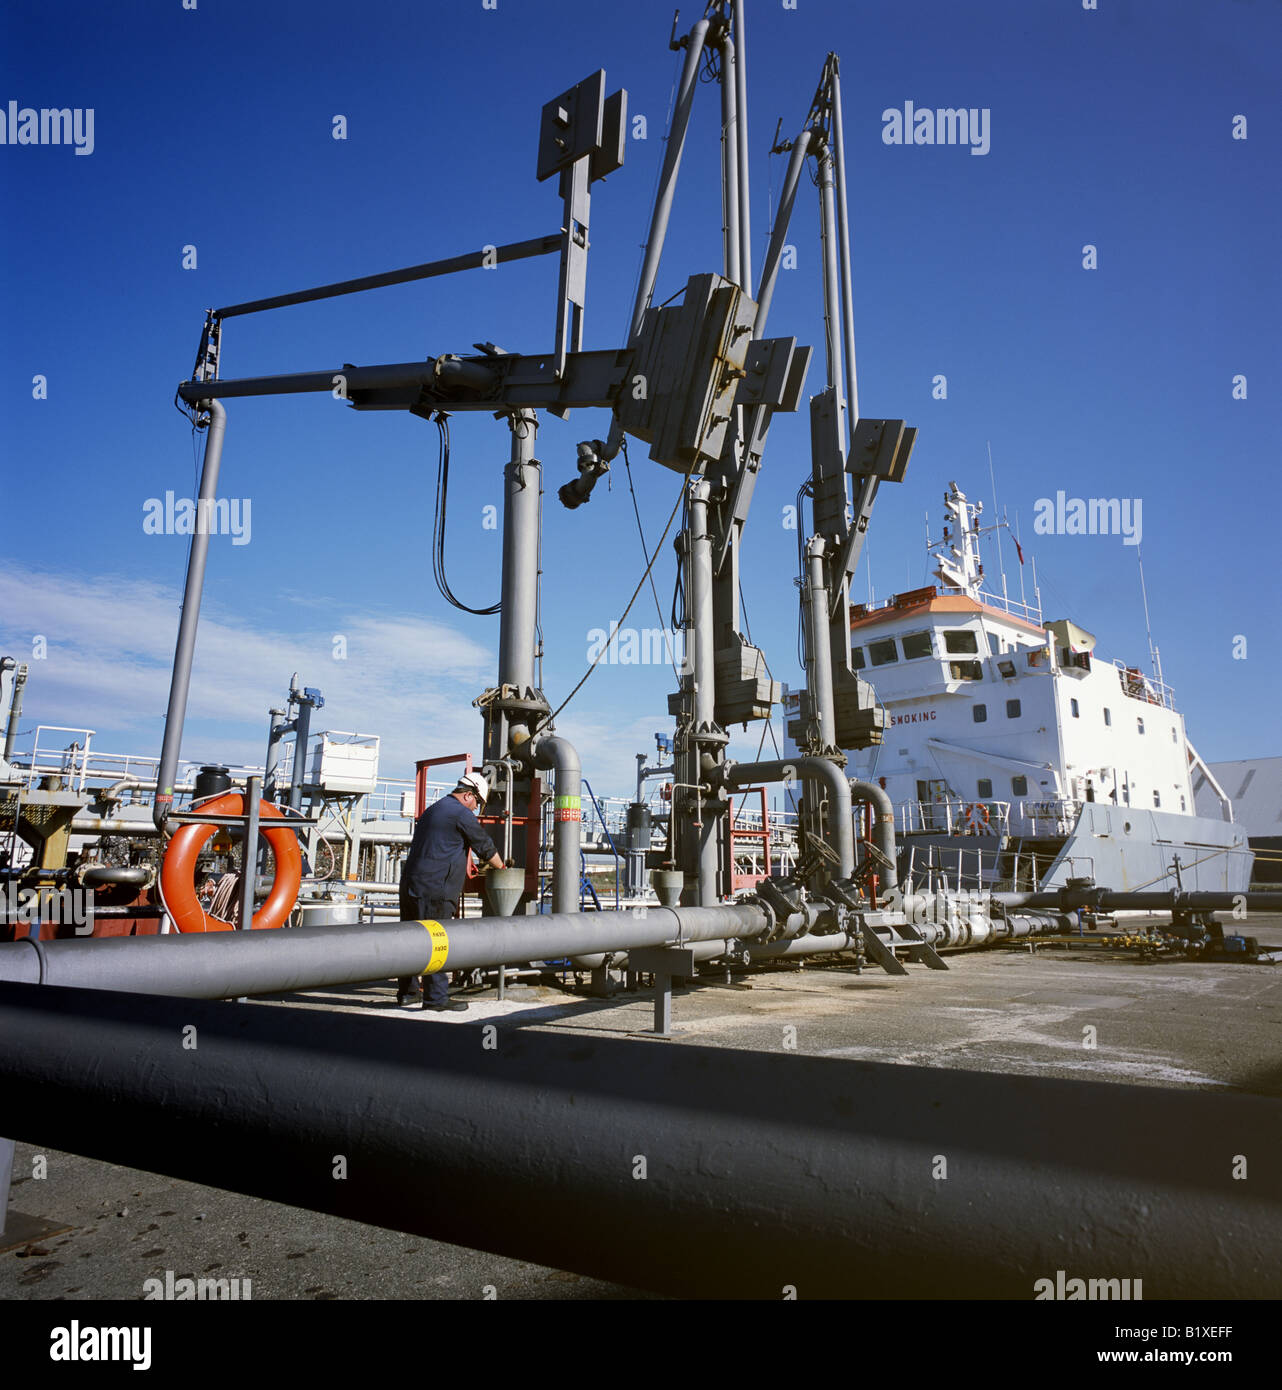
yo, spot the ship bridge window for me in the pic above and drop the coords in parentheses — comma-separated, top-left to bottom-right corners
(869, 638, 899, 666)
(1153, 790, 1161, 808)
(851, 646, 866, 670)
(1006, 698, 1021, 719)
(1180, 795, 1186, 811)
(944, 630, 980, 655)
(1171, 727, 1177, 743)
(972, 703, 987, 723)
(1012, 775, 1029, 796)
(977, 778, 993, 799)
(1070, 698, 1080, 718)
(1103, 708, 1112, 726)
(1137, 717, 1145, 735)
(949, 660, 983, 681)
(901, 631, 933, 660)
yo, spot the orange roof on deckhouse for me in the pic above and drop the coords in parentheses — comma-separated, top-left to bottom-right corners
(849, 587, 1046, 638)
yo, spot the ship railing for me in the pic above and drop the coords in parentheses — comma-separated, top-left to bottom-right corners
(1011, 797, 1080, 836)
(358, 777, 422, 822)
(901, 842, 998, 893)
(973, 587, 1043, 627)
(896, 798, 1011, 837)
(927, 583, 1044, 628)
(11, 731, 276, 804)
(1112, 660, 1176, 711)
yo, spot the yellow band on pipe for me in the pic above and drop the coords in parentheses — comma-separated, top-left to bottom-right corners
(418, 920, 450, 973)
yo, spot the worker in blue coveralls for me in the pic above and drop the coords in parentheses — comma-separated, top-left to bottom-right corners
(397, 770, 504, 1011)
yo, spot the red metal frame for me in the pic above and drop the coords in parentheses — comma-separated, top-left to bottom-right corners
(413, 753, 541, 905)
(727, 786, 771, 893)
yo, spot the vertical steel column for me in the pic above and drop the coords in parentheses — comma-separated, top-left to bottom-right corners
(263, 707, 287, 803)
(288, 700, 312, 814)
(627, 18, 711, 340)
(497, 410, 541, 740)
(3, 662, 27, 764)
(754, 131, 811, 335)
(816, 138, 846, 447)
(806, 538, 838, 749)
(719, 32, 741, 288)
(238, 775, 261, 930)
(732, 0, 752, 290)
(689, 482, 721, 904)
(153, 399, 227, 831)
(828, 58, 860, 427)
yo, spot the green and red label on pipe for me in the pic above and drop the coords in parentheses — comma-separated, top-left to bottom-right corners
(555, 794, 581, 823)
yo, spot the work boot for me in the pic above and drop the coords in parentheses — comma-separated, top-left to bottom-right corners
(423, 1000, 468, 1013)
(396, 977, 423, 1008)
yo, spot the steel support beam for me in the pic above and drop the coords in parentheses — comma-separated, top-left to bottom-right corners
(153, 400, 226, 830)
(213, 233, 561, 319)
(732, 0, 752, 291)
(1, 981, 1277, 1299)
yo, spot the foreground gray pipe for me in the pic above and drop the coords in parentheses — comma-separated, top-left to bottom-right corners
(1, 981, 1277, 1298)
(0, 904, 769, 999)
(725, 756, 853, 881)
(532, 735, 583, 914)
(154, 399, 226, 830)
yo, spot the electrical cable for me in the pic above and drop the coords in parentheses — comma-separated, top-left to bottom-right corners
(536, 467, 693, 734)
(431, 412, 500, 616)
(621, 436, 680, 679)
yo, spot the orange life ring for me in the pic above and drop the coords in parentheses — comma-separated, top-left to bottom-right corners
(160, 791, 302, 933)
(964, 802, 991, 833)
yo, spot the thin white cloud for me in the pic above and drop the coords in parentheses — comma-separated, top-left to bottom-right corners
(0, 563, 493, 781)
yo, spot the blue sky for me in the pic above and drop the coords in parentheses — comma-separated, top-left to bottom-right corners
(2, 0, 1279, 797)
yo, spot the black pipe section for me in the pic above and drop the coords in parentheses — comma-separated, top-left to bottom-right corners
(0, 981, 1277, 1299)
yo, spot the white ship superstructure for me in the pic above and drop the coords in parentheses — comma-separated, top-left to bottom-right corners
(831, 485, 1251, 892)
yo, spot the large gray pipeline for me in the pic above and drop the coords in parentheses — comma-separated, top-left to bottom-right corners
(532, 734, 582, 914)
(850, 779, 897, 892)
(0, 903, 770, 1000)
(993, 888, 1282, 913)
(2, 981, 1277, 1299)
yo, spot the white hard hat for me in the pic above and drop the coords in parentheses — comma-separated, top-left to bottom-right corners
(455, 771, 490, 805)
